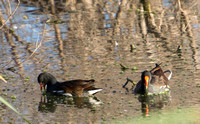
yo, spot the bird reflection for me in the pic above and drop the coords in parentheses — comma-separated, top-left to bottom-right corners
(138, 91, 171, 117)
(38, 94, 102, 113)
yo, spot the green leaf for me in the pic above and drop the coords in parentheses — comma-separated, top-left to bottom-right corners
(0, 96, 31, 124)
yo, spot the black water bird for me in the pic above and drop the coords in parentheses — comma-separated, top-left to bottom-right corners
(37, 72, 102, 96)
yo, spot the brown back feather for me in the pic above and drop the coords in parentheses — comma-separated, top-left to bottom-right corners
(55, 79, 96, 95)
(150, 63, 169, 86)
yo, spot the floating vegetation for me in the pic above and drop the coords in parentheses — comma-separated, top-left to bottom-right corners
(196, 84, 200, 88)
(176, 45, 182, 57)
(119, 71, 124, 74)
(107, 102, 112, 105)
(131, 66, 138, 71)
(45, 19, 67, 25)
(112, 116, 116, 120)
(120, 64, 138, 74)
(129, 8, 133, 12)
(151, 58, 156, 62)
(128, 101, 133, 104)
(2, 93, 7, 96)
(101, 115, 105, 120)
(23, 15, 28, 19)
(42, 70, 48, 72)
(7, 67, 16, 72)
(147, 88, 170, 96)
(130, 44, 136, 52)
(136, 8, 140, 13)
(100, 102, 104, 106)
(11, 95, 16, 99)
(92, 105, 97, 109)
(11, 75, 15, 78)
(105, 63, 109, 67)
(135, 108, 140, 111)
(176, 45, 182, 53)
(123, 78, 136, 88)
(24, 76, 30, 82)
(151, 11, 157, 15)
(120, 64, 129, 70)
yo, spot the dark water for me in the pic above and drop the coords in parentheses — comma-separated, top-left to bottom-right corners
(0, 0, 200, 123)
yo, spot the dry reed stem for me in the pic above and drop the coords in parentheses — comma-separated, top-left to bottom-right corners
(177, 0, 193, 37)
(0, 74, 7, 83)
(19, 24, 46, 64)
(0, 0, 20, 29)
(7, 0, 12, 15)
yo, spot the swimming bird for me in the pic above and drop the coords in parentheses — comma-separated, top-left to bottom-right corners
(37, 72, 102, 96)
(123, 63, 172, 94)
(134, 64, 172, 94)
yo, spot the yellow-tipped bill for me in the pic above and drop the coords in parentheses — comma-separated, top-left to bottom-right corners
(144, 76, 149, 89)
(39, 82, 44, 92)
(39, 82, 46, 92)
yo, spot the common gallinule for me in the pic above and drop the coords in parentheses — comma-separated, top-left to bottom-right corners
(123, 63, 172, 94)
(37, 72, 102, 96)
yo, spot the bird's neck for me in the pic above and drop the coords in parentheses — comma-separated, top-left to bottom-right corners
(46, 81, 59, 92)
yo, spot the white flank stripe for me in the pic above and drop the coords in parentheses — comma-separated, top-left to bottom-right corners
(63, 93, 73, 96)
(88, 89, 103, 95)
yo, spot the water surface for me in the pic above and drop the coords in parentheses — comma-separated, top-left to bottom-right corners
(0, 0, 199, 123)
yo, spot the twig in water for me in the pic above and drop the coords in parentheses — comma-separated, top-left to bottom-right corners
(0, 0, 20, 29)
(19, 24, 46, 64)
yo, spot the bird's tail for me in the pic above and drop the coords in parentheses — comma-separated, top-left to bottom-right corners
(164, 70, 172, 80)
